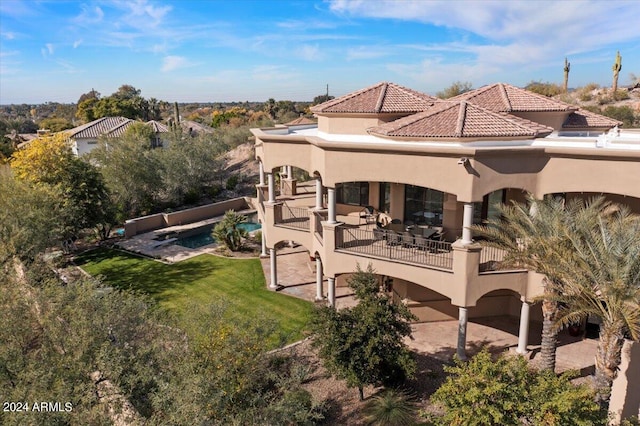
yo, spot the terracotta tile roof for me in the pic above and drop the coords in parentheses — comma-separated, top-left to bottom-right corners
(368, 101, 554, 139)
(310, 82, 437, 114)
(67, 117, 169, 139)
(284, 116, 317, 126)
(562, 109, 623, 128)
(451, 83, 576, 112)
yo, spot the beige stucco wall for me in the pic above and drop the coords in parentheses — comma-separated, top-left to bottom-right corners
(609, 340, 640, 424)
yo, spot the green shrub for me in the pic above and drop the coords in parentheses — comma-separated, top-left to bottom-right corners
(602, 105, 637, 127)
(431, 350, 605, 425)
(226, 174, 239, 190)
(183, 188, 200, 205)
(212, 210, 248, 251)
(363, 389, 418, 426)
(525, 81, 563, 97)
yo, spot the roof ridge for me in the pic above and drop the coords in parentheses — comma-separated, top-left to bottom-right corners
(499, 83, 512, 112)
(375, 83, 388, 113)
(455, 101, 467, 137)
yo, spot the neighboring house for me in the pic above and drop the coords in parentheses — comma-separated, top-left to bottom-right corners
(66, 117, 170, 156)
(180, 120, 215, 137)
(252, 81, 639, 359)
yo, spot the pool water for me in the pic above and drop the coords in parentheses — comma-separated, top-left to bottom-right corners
(174, 222, 261, 249)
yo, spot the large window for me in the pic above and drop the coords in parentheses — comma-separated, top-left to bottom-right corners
(336, 182, 369, 206)
(404, 185, 444, 226)
(379, 182, 391, 213)
(473, 189, 507, 224)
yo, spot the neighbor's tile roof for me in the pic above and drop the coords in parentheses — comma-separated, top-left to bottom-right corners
(562, 109, 623, 128)
(67, 116, 169, 139)
(368, 101, 554, 139)
(310, 82, 437, 114)
(67, 116, 132, 139)
(146, 120, 169, 133)
(284, 116, 317, 126)
(451, 83, 576, 112)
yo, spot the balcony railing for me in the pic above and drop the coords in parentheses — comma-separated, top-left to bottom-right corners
(479, 246, 513, 272)
(314, 211, 327, 240)
(335, 226, 453, 270)
(275, 204, 310, 230)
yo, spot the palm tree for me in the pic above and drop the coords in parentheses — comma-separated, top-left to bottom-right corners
(212, 210, 248, 252)
(551, 201, 640, 404)
(472, 194, 574, 372)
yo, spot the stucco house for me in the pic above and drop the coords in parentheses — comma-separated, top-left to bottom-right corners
(251, 81, 639, 361)
(66, 116, 170, 156)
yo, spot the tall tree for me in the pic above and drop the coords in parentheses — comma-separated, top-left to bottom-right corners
(612, 51, 622, 93)
(472, 194, 572, 372)
(311, 265, 416, 400)
(90, 132, 163, 218)
(563, 57, 571, 93)
(551, 199, 640, 405)
(9, 133, 115, 240)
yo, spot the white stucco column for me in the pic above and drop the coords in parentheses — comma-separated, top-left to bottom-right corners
(269, 248, 278, 289)
(315, 256, 324, 301)
(259, 161, 265, 186)
(267, 172, 275, 203)
(516, 300, 531, 355)
(261, 228, 267, 257)
(315, 177, 323, 210)
(286, 165, 292, 178)
(328, 277, 336, 307)
(327, 187, 337, 224)
(461, 202, 474, 244)
(457, 307, 468, 360)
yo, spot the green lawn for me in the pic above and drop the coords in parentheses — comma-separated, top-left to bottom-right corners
(75, 248, 313, 342)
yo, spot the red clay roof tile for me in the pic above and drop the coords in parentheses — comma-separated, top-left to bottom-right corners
(310, 82, 437, 114)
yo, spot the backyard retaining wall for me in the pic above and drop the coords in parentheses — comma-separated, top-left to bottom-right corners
(124, 197, 255, 237)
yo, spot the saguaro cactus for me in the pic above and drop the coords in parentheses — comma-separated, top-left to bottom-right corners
(563, 57, 570, 93)
(612, 51, 622, 93)
(562, 58, 571, 93)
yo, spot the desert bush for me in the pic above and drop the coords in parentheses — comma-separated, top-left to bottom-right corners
(431, 349, 605, 425)
(363, 389, 418, 426)
(525, 81, 563, 97)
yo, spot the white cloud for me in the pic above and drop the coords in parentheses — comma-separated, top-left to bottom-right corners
(161, 55, 190, 72)
(296, 44, 323, 61)
(73, 39, 83, 48)
(74, 5, 104, 24)
(2, 31, 15, 40)
(41, 43, 54, 57)
(329, 0, 640, 79)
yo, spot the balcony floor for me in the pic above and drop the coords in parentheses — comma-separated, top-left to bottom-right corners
(261, 245, 598, 376)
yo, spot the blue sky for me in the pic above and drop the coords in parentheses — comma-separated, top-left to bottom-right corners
(1, 0, 639, 104)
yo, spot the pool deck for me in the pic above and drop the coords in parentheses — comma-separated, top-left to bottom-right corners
(116, 216, 223, 262)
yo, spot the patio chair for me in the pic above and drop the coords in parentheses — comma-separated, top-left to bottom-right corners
(414, 236, 428, 251)
(373, 227, 386, 242)
(386, 230, 402, 246)
(401, 232, 415, 248)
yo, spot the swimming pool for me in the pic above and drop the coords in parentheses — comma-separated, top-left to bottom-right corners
(173, 222, 261, 249)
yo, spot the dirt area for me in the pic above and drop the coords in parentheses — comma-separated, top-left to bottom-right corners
(285, 338, 448, 424)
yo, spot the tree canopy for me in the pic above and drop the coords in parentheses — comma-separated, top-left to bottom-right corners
(9, 133, 114, 241)
(311, 264, 416, 400)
